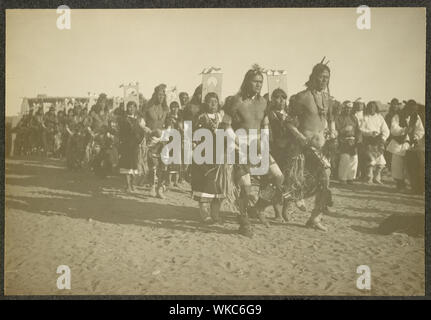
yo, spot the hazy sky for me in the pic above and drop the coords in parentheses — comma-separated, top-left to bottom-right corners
(6, 7, 426, 116)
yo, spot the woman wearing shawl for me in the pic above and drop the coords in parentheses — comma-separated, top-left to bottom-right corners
(181, 84, 203, 182)
(65, 108, 87, 169)
(387, 100, 424, 193)
(118, 101, 149, 192)
(165, 101, 183, 187)
(266, 88, 293, 223)
(182, 84, 203, 123)
(191, 92, 226, 223)
(335, 101, 361, 184)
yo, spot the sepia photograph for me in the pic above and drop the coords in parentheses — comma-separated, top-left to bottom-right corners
(3, 5, 427, 297)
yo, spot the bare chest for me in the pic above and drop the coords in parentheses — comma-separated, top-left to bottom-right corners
(236, 101, 266, 129)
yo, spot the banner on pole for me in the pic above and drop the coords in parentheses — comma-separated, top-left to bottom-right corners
(166, 86, 181, 107)
(201, 67, 223, 102)
(266, 69, 288, 98)
(120, 82, 140, 108)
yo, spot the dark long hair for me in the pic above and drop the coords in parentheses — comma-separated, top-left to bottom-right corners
(399, 100, 418, 129)
(305, 63, 330, 90)
(146, 84, 169, 110)
(270, 88, 287, 101)
(270, 88, 287, 111)
(239, 68, 264, 99)
(182, 84, 203, 121)
(189, 84, 203, 105)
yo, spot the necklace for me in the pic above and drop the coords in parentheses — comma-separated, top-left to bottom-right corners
(310, 89, 328, 118)
(206, 113, 220, 132)
(151, 104, 165, 121)
(273, 109, 286, 122)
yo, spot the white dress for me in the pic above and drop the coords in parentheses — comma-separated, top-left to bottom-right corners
(360, 113, 390, 166)
(387, 114, 424, 180)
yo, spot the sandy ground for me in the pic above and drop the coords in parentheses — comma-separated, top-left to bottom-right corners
(4, 157, 425, 296)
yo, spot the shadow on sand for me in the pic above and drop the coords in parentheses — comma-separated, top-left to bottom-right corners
(5, 157, 242, 235)
(351, 213, 424, 238)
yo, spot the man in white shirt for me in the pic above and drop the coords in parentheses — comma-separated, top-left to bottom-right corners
(359, 101, 390, 184)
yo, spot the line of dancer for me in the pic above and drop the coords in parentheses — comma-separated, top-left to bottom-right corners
(10, 59, 425, 238)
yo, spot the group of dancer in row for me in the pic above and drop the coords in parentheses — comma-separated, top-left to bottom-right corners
(10, 60, 425, 237)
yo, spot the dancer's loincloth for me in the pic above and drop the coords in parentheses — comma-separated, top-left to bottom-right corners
(282, 135, 331, 202)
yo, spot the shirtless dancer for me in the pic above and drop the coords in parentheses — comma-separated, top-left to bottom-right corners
(221, 66, 284, 237)
(286, 61, 336, 231)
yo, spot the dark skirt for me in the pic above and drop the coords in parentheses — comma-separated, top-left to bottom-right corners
(119, 142, 140, 170)
(405, 149, 425, 194)
(191, 163, 229, 202)
(66, 133, 86, 168)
